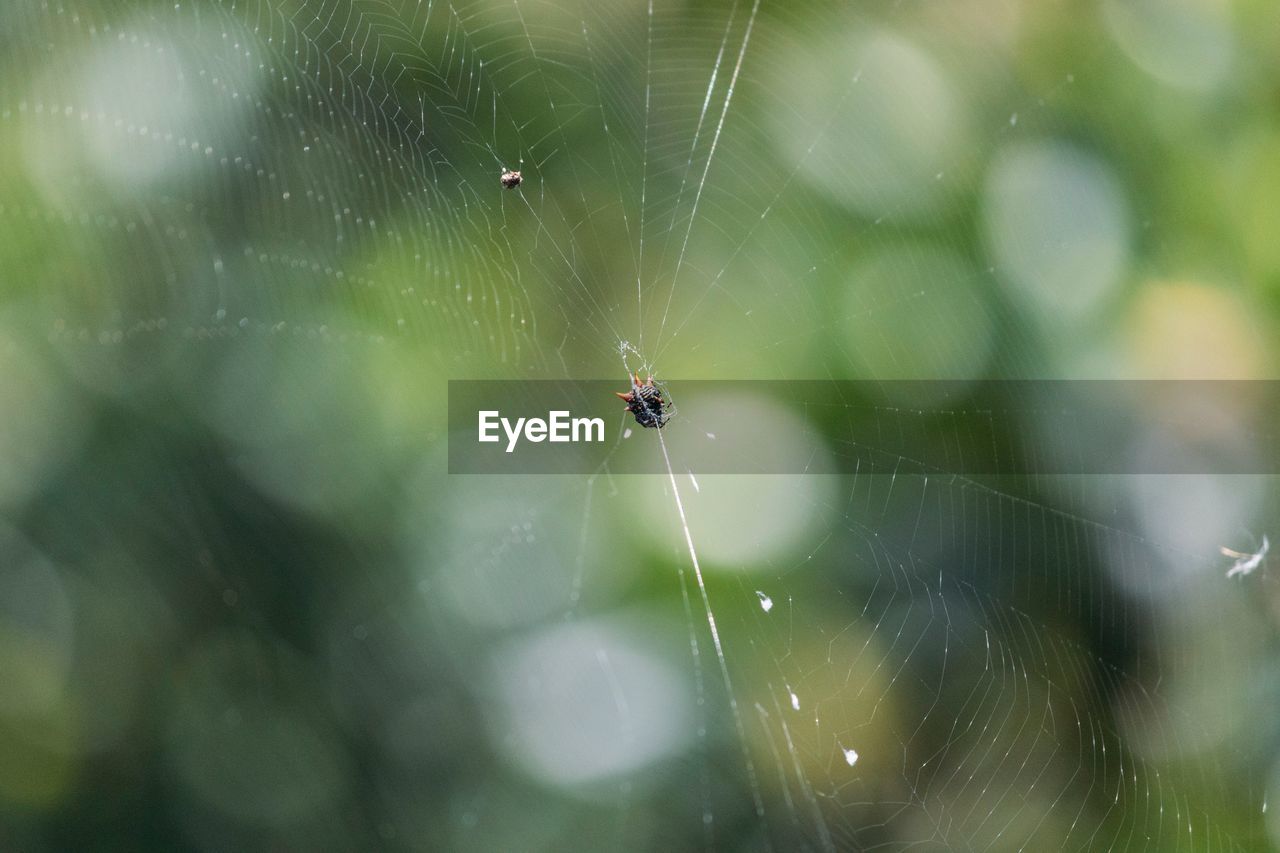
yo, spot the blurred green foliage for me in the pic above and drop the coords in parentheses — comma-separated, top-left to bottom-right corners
(1, 0, 1279, 850)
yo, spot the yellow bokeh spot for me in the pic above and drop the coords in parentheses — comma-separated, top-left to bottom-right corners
(1127, 281, 1268, 378)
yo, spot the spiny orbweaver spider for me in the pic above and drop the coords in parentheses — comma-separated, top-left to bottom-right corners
(615, 373, 670, 429)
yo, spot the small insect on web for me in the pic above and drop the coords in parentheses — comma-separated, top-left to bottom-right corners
(616, 373, 670, 429)
(1223, 534, 1269, 578)
(487, 140, 523, 190)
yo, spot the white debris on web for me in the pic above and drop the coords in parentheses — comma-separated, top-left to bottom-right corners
(688, 470, 700, 492)
(841, 745, 859, 767)
(623, 427, 633, 439)
(619, 340, 654, 380)
(1222, 535, 1268, 578)
(706, 432, 716, 440)
(756, 591, 773, 612)
(787, 686, 800, 711)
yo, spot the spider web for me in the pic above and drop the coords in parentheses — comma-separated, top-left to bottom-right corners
(1, 0, 1276, 850)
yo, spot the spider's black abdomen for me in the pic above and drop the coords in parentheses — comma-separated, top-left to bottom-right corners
(629, 385, 668, 429)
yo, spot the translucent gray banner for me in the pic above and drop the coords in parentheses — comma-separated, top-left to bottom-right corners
(448, 380, 1279, 475)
